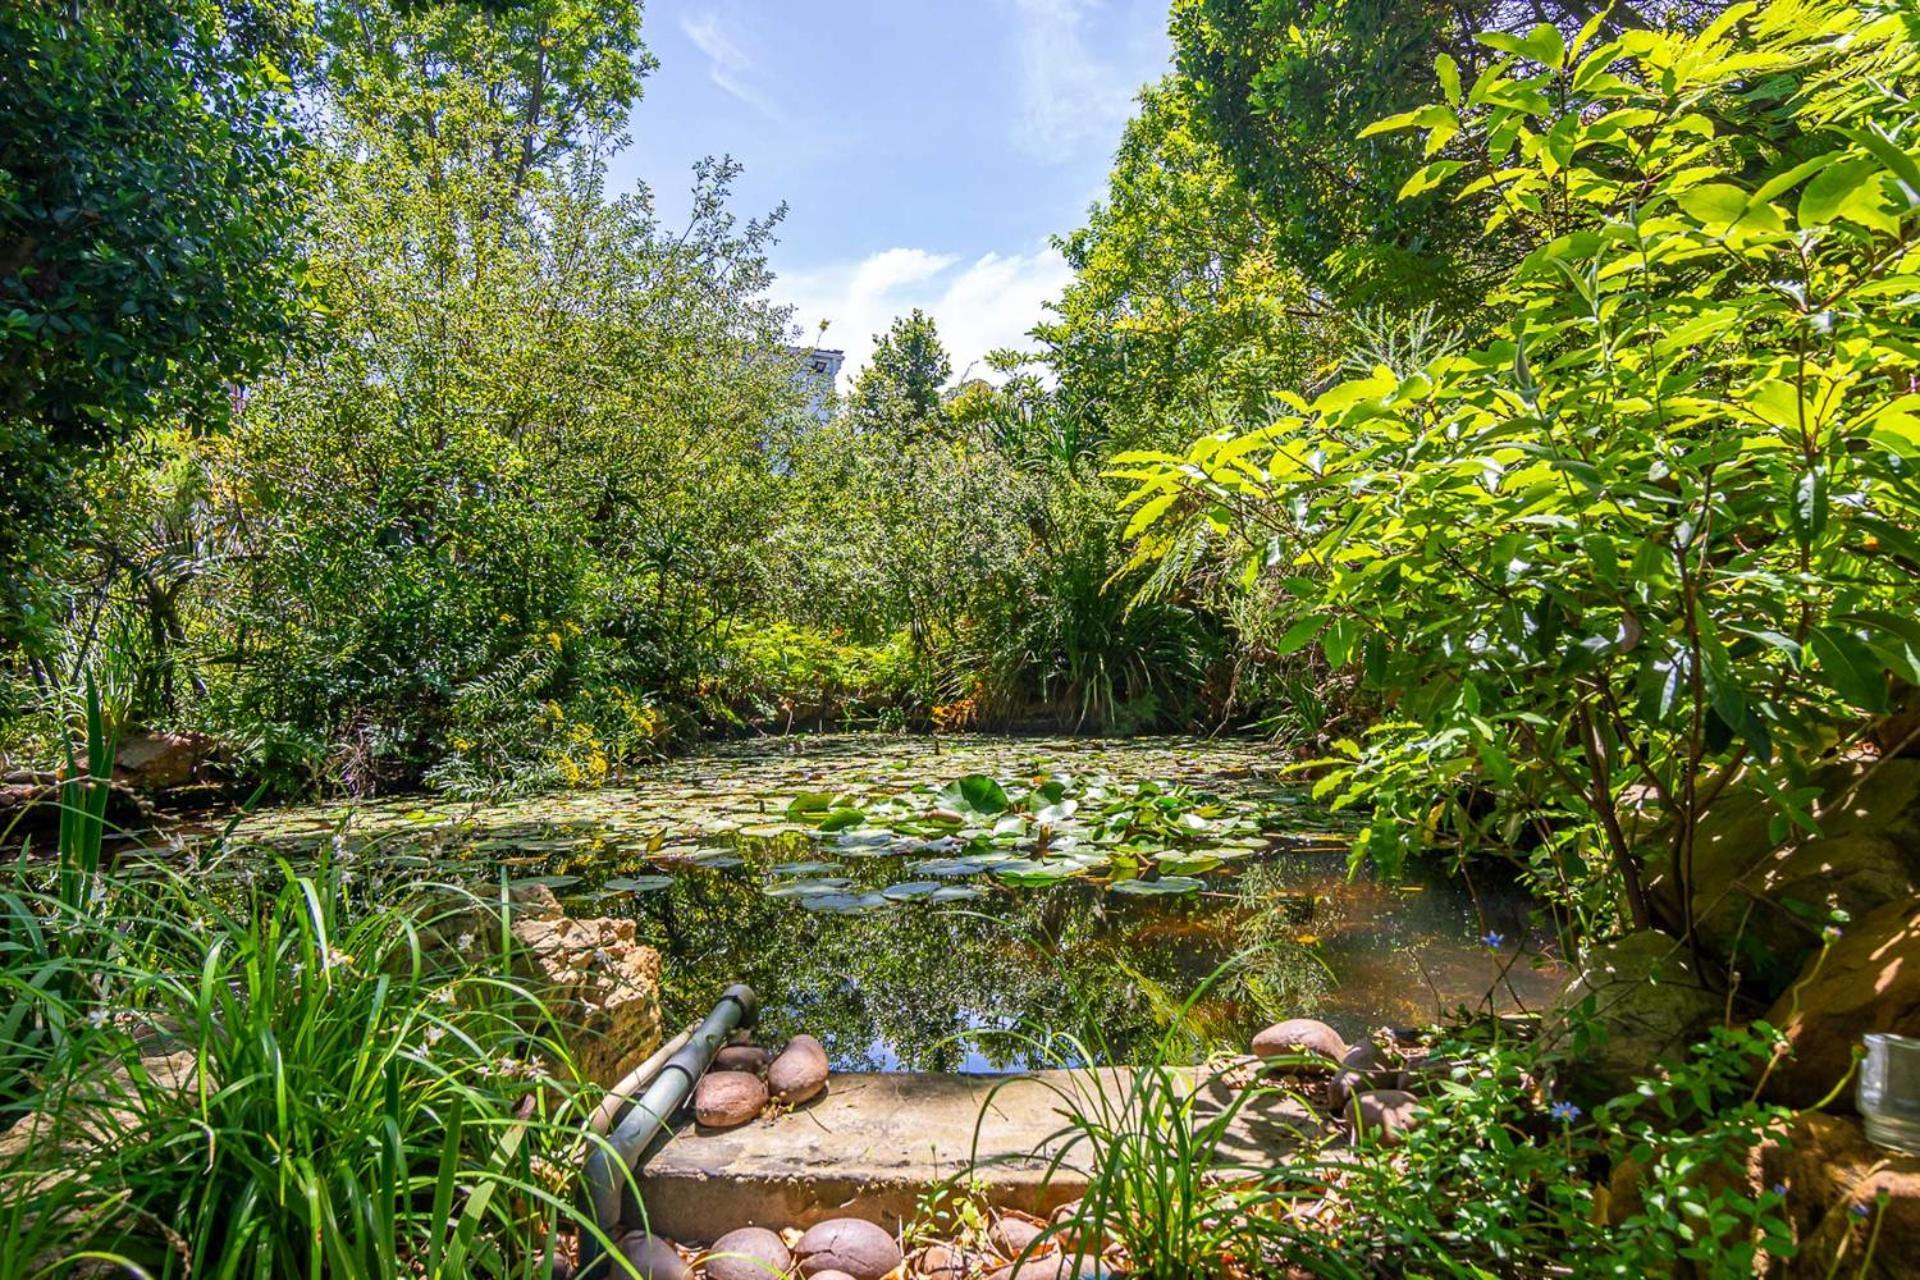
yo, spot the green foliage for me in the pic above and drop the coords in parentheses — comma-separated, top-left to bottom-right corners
(853, 308, 953, 429)
(1167, 0, 1717, 311)
(1038, 82, 1325, 452)
(144, 5, 801, 791)
(1282, 1023, 1795, 1276)
(1120, 0, 1920, 932)
(1, 854, 592, 1279)
(0, 0, 306, 644)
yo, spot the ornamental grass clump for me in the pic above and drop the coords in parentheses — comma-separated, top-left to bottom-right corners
(0, 845, 599, 1280)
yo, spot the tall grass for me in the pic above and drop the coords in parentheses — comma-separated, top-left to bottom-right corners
(966, 948, 1353, 1280)
(1, 839, 599, 1278)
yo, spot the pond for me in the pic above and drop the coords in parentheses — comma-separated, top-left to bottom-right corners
(224, 734, 1565, 1071)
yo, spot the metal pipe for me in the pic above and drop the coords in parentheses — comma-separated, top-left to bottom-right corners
(589, 1023, 695, 1138)
(578, 983, 757, 1275)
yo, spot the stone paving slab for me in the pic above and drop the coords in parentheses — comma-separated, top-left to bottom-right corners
(631, 1067, 1318, 1244)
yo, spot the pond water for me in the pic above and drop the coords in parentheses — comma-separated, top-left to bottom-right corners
(224, 735, 1564, 1071)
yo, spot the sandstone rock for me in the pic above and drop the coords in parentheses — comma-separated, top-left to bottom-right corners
(808, 1273, 857, 1280)
(990, 1215, 1044, 1259)
(1764, 898, 1920, 1110)
(794, 1218, 901, 1280)
(0, 1047, 199, 1166)
(768, 1034, 830, 1105)
(109, 729, 222, 790)
(618, 1231, 690, 1280)
(693, 1072, 767, 1129)
(498, 901, 663, 1088)
(1328, 1038, 1403, 1111)
(1669, 759, 1920, 986)
(1345, 1089, 1419, 1147)
(714, 1044, 772, 1075)
(1251, 1019, 1348, 1070)
(1876, 682, 1920, 759)
(1543, 930, 1722, 1099)
(704, 1226, 791, 1280)
(1758, 1111, 1920, 1279)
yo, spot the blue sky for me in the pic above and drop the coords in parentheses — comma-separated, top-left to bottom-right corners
(608, 1, 1173, 385)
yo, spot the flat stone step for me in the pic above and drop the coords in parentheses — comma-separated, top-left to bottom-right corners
(631, 1067, 1317, 1244)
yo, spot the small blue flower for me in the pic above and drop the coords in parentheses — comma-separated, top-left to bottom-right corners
(1481, 931, 1507, 950)
(1549, 1100, 1582, 1123)
(1851, 1202, 1872, 1219)
(1771, 1183, 1787, 1198)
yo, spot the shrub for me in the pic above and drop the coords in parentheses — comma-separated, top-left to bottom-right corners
(1118, 1, 1920, 935)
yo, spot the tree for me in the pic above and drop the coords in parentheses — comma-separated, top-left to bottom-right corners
(0, 0, 305, 644)
(1168, 0, 1718, 313)
(1037, 80, 1325, 455)
(1121, 2, 1920, 940)
(853, 310, 952, 430)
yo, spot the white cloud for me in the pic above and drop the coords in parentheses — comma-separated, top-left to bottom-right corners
(680, 11, 783, 119)
(781, 245, 1075, 388)
(1005, 0, 1147, 162)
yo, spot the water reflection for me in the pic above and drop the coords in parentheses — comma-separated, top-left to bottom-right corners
(600, 840, 1560, 1072)
(213, 734, 1565, 1071)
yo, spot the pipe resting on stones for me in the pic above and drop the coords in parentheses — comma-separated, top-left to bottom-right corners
(576, 983, 758, 1277)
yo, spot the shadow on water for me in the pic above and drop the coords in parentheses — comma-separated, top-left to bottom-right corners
(205, 734, 1565, 1071)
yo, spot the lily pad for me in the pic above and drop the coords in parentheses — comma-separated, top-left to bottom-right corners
(603, 875, 675, 893)
(764, 878, 853, 898)
(938, 774, 1010, 816)
(1109, 876, 1206, 896)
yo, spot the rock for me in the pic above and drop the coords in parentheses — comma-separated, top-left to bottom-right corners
(714, 1044, 772, 1075)
(1251, 1019, 1348, 1070)
(1328, 1038, 1402, 1111)
(984, 1254, 1104, 1280)
(693, 1071, 767, 1129)
(1763, 897, 1920, 1110)
(109, 729, 223, 790)
(1757, 1111, 1920, 1278)
(495, 901, 663, 1088)
(768, 1034, 830, 1105)
(704, 1226, 791, 1280)
(990, 1215, 1045, 1259)
(549, 1256, 576, 1280)
(0, 1047, 199, 1167)
(1326, 1069, 1362, 1115)
(617, 1231, 690, 1280)
(808, 1274, 857, 1280)
(1663, 759, 1920, 987)
(1876, 682, 1920, 759)
(917, 1242, 977, 1278)
(793, 1218, 902, 1280)
(1542, 930, 1722, 1100)
(1345, 1089, 1419, 1147)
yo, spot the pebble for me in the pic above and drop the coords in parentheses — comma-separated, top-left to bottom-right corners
(713, 1044, 773, 1075)
(794, 1217, 902, 1280)
(985, 1253, 1105, 1279)
(918, 1242, 978, 1278)
(1346, 1088, 1420, 1147)
(768, 1034, 831, 1105)
(990, 1216, 1044, 1259)
(693, 1071, 767, 1129)
(704, 1226, 790, 1280)
(1251, 1018, 1348, 1070)
(617, 1231, 689, 1280)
